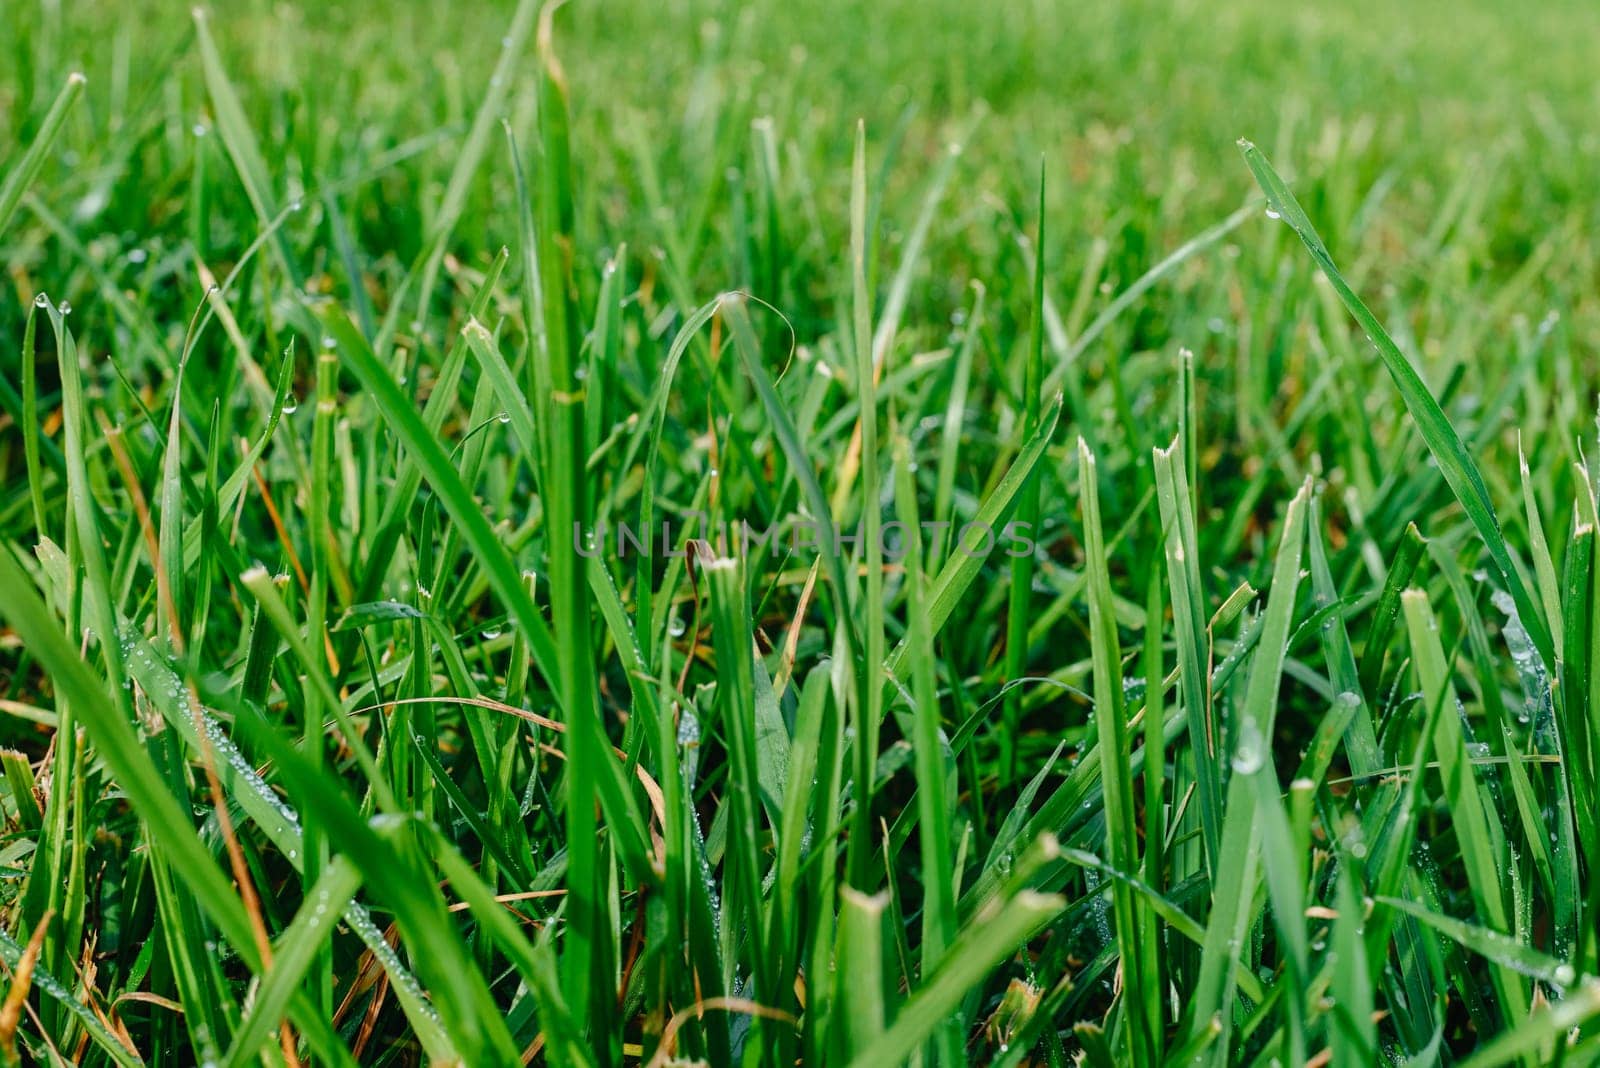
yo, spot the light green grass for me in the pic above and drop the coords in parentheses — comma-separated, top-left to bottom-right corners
(4, 0, 1600, 1064)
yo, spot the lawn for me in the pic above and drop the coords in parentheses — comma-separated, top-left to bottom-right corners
(4, 0, 1600, 1064)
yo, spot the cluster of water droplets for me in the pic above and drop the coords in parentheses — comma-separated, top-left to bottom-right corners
(342, 904, 438, 1019)
(31, 292, 70, 315)
(1491, 589, 1545, 729)
(111, 625, 445, 1033)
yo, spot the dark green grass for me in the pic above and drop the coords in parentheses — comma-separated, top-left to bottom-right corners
(4, 0, 1600, 1064)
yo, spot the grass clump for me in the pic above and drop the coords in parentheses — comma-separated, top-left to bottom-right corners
(4, 0, 1600, 1064)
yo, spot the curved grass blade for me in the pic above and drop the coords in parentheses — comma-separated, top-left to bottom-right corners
(1240, 140, 1554, 670)
(220, 858, 363, 1068)
(0, 71, 84, 235)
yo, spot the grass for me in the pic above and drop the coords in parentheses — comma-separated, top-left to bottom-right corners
(4, 0, 1600, 1063)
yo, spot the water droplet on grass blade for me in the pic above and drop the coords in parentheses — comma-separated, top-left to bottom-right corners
(1232, 720, 1265, 774)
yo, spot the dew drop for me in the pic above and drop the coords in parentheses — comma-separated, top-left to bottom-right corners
(669, 616, 687, 638)
(1231, 720, 1265, 775)
(57, 300, 71, 315)
(481, 625, 503, 640)
(1264, 207, 1282, 220)
(33, 293, 49, 307)
(282, 395, 299, 414)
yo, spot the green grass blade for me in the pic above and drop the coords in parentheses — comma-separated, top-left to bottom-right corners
(1079, 437, 1153, 1062)
(1401, 589, 1529, 1027)
(1240, 140, 1554, 669)
(1002, 164, 1047, 789)
(847, 123, 886, 887)
(221, 858, 363, 1068)
(1189, 477, 1309, 1063)
(1154, 437, 1223, 870)
(0, 71, 83, 235)
(891, 430, 959, 1064)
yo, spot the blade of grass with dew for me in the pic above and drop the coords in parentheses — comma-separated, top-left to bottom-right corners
(219, 857, 364, 1068)
(113, 624, 451, 1058)
(1401, 589, 1530, 1029)
(1188, 477, 1309, 1064)
(0, 546, 371, 1062)
(0, 923, 143, 1068)
(1378, 896, 1579, 988)
(242, 727, 522, 1063)
(1241, 140, 1554, 669)
(705, 552, 778, 1050)
(1519, 436, 1565, 652)
(1329, 853, 1378, 1065)
(1459, 980, 1600, 1068)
